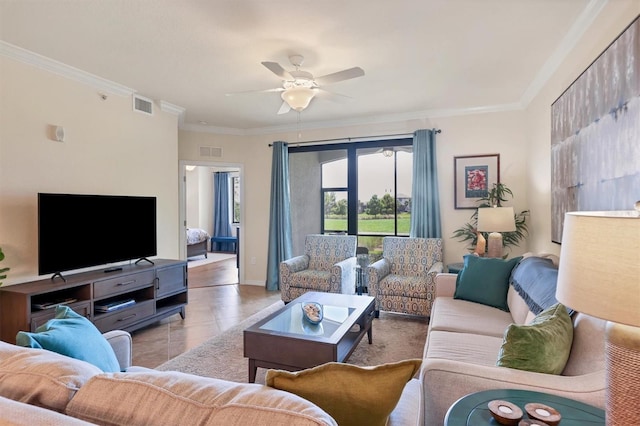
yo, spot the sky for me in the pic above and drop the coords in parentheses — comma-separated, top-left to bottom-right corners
(322, 151, 413, 201)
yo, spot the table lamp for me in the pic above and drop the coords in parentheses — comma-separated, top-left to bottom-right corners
(477, 206, 516, 258)
(556, 209, 640, 426)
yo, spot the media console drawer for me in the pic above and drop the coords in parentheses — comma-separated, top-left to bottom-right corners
(93, 270, 156, 299)
(93, 300, 155, 333)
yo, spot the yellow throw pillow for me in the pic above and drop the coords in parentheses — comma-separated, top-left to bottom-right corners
(265, 359, 422, 426)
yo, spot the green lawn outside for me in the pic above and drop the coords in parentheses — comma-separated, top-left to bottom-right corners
(324, 214, 411, 234)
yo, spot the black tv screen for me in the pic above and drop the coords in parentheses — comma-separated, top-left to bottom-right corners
(38, 193, 157, 275)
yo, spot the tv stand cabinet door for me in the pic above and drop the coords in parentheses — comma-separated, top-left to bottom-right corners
(156, 264, 187, 298)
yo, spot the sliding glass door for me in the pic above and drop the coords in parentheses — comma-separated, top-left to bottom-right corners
(289, 139, 412, 257)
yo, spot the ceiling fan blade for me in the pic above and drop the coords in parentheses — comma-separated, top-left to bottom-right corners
(225, 88, 284, 96)
(277, 101, 291, 115)
(315, 88, 352, 103)
(315, 67, 364, 85)
(262, 61, 293, 80)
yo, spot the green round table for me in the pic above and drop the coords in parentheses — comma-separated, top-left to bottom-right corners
(444, 389, 605, 425)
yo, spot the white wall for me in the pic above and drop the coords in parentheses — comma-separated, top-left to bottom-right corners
(185, 168, 201, 228)
(185, 166, 215, 234)
(0, 56, 180, 285)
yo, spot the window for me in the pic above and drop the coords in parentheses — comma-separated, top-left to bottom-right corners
(356, 147, 412, 237)
(290, 139, 412, 259)
(232, 176, 240, 223)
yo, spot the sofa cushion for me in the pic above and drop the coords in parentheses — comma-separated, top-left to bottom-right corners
(16, 306, 120, 373)
(0, 341, 101, 413)
(0, 395, 96, 425)
(265, 359, 422, 426)
(497, 303, 574, 374)
(562, 313, 606, 376)
(454, 255, 522, 311)
(66, 371, 337, 426)
(429, 297, 514, 338)
(425, 330, 504, 367)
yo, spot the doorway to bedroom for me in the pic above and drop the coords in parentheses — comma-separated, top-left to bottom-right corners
(179, 161, 242, 286)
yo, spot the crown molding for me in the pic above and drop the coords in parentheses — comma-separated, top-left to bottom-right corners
(180, 122, 247, 135)
(519, 0, 608, 107)
(0, 41, 135, 96)
(3, 0, 607, 137)
(179, 102, 524, 136)
(159, 100, 186, 116)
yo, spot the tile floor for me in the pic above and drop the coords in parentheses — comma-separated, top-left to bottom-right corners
(131, 284, 281, 368)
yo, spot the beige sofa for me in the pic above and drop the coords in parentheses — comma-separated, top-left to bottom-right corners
(419, 256, 607, 425)
(0, 255, 605, 426)
(0, 330, 336, 425)
(0, 328, 421, 425)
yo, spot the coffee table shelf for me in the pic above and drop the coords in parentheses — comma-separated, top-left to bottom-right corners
(243, 292, 375, 382)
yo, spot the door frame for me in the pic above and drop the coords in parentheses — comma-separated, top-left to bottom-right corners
(178, 160, 244, 283)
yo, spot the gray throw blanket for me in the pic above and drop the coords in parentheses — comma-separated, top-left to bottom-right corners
(509, 256, 572, 315)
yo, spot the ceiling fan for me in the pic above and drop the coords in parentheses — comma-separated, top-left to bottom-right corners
(227, 55, 365, 114)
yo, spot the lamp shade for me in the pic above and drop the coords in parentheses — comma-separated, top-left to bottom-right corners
(477, 207, 516, 232)
(556, 211, 640, 327)
(281, 87, 316, 112)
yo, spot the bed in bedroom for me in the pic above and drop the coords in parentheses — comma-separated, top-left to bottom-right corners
(186, 228, 210, 258)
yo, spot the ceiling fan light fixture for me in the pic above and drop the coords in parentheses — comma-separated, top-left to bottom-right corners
(281, 87, 316, 112)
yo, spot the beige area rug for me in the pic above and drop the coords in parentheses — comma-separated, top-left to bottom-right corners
(157, 301, 428, 384)
(187, 252, 236, 269)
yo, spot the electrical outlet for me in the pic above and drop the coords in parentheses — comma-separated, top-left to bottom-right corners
(250, 256, 257, 265)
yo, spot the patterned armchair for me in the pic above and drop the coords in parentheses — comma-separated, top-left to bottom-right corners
(279, 234, 357, 303)
(367, 237, 443, 317)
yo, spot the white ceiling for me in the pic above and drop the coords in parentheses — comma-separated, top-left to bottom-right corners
(0, 0, 602, 134)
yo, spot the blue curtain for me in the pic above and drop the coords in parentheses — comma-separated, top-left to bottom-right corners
(266, 142, 293, 291)
(410, 129, 442, 238)
(212, 172, 233, 251)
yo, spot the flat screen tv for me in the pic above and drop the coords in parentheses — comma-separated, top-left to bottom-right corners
(38, 193, 157, 276)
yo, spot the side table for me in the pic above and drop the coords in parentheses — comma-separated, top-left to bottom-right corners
(444, 389, 605, 426)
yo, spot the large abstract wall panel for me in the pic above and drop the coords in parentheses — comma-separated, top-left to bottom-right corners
(551, 15, 640, 243)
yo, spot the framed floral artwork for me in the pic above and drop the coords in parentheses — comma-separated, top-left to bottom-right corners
(454, 154, 500, 209)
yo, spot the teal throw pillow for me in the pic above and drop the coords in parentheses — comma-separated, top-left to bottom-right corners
(16, 305, 120, 372)
(453, 255, 522, 311)
(496, 303, 573, 374)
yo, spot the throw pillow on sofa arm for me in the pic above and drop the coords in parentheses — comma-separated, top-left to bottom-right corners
(16, 305, 121, 372)
(496, 303, 574, 375)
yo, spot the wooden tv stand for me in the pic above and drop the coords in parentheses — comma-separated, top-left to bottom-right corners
(0, 259, 187, 344)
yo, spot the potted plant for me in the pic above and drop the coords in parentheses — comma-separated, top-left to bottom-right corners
(452, 183, 529, 255)
(0, 247, 9, 286)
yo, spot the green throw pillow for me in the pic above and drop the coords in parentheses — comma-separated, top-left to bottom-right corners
(496, 303, 573, 374)
(266, 359, 422, 426)
(453, 255, 522, 311)
(16, 305, 120, 372)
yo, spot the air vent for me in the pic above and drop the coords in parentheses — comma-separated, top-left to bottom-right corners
(133, 95, 153, 115)
(199, 146, 223, 157)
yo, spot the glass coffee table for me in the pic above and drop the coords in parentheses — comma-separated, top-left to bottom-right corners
(243, 291, 375, 382)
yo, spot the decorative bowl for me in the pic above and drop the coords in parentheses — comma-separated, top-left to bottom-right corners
(301, 302, 323, 324)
